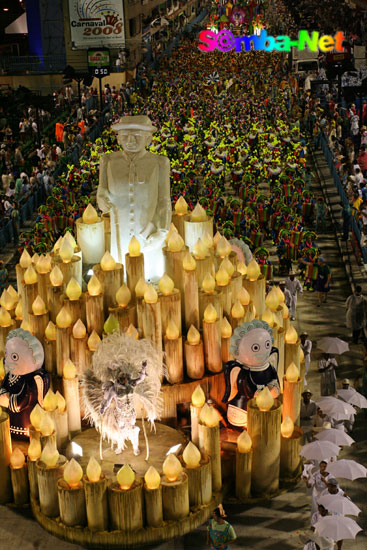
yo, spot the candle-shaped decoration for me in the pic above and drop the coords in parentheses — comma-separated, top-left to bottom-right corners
(64, 458, 83, 488)
(39, 413, 55, 437)
(10, 447, 25, 469)
(202, 273, 215, 293)
(86, 456, 102, 483)
(32, 295, 47, 315)
(175, 196, 189, 215)
(285, 325, 298, 344)
(246, 259, 261, 281)
(63, 359, 81, 436)
(190, 203, 207, 222)
(198, 404, 221, 492)
(286, 362, 299, 382)
(28, 438, 42, 461)
(73, 318, 86, 339)
(64, 359, 76, 379)
(190, 384, 205, 445)
(213, 231, 222, 248)
(231, 300, 245, 319)
(88, 275, 102, 296)
(202, 231, 214, 250)
(24, 265, 38, 285)
(15, 300, 22, 321)
(144, 466, 161, 490)
(183, 252, 196, 271)
(36, 254, 52, 274)
(59, 238, 74, 263)
(203, 303, 217, 323)
(135, 277, 148, 298)
(281, 415, 294, 439)
(216, 236, 232, 258)
(83, 203, 99, 224)
(193, 238, 208, 260)
(261, 307, 275, 327)
(10, 447, 29, 505)
(237, 262, 247, 276)
(20, 249, 32, 268)
(221, 316, 233, 362)
(164, 318, 182, 383)
(200, 403, 220, 427)
(104, 314, 119, 335)
(165, 223, 178, 244)
(117, 464, 135, 490)
(40, 440, 59, 467)
(144, 284, 158, 304)
(32, 252, 40, 265)
(275, 285, 285, 303)
(125, 324, 139, 339)
(265, 286, 280, 312)
(30, 403, 44, 431)
(183, 441, 201, 468)
(166, 319, 179, 339)
(215, 268, 230, 286)
(128, 236, 141, 257)
(192, 385, 205, 407)
(220, 257, 235, 278)
(53, 236, 63, 254)
(66, 278, 82, 301)
(158, 274, 174, 296)
(43, 389, 58, 412)
(45, 321, 56, 340)
(167, 232, 185, 252)
(88, 330, 101, 350)
(0, 289, 17, 311)
(238, 287, 250, 305)
(163, 453, 182, 482)
(237, 430, 252, 453)
(100, 251, 116, 271)
(187, 325, 200, 345)
(56, 307, 72, 328)
(56, 391, 66, 413)
(221, 317, 232, 338)
(203, 304, 221, 372)
(64, 231, 77, 250)
(0, 307, 12, 327)
(256, 387, 274, 411)
(50, 266, 64, 287)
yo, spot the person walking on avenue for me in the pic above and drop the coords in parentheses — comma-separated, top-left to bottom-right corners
(300, 390, 317, 442)
(300, 332, 312, 383)
(285, 271, 303, 320)
(345, 285, 367, 345)
(318, 353, 338, 396)
(315, 257, 331, 307)
(207, 506, 237, 550)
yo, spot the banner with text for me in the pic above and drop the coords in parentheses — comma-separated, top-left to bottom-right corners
(69, 0, 125, 48)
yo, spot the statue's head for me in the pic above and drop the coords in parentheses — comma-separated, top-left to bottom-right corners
(5, 328, 44, 375)
(230, 320, 273, 368)
(112, 116, 157, 153)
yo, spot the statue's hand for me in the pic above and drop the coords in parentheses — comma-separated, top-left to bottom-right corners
(142, 230, 167, 251)
(97, 191, 113, 213)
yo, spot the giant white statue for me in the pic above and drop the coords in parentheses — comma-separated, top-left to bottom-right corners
(97, 116, 171, 281)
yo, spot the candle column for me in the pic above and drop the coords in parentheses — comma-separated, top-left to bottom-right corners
(190, 385, 206, 446)
(280, 421, 303, 480)
(125, 237, 144, 301)
(76, 204, 105, 265)
(37, 449, 66, 517)
(143, 467, 163, 527)
(63, 360, 81, 437)
(108, 468, 143, 531)
(84, 457, 109, 532)
(185, 325, 205, 380)
(142, 285, 162, 357)
(10, 449, 29, 505)
(93, 253, 124, 317)
(283, 363, 301, 425)
(235, 431, 253, 501)
(56, 307, 72, 377)
(198, 405, 222, 492)
(164, 320, 183, 384)
(183, 254, 199, 330)
(58, 459, 86, 527)
(0, 409, 12, 504)
(202, 304, 222, 373)
(47, 266, 65, 323)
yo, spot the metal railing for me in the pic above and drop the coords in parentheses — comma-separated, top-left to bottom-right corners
(1, 54, 67, 75)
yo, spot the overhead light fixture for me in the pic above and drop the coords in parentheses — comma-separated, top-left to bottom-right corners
(3, 8, 9, 11)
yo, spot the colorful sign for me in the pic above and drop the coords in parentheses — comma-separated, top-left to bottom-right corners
(198, 29, 346, 53)
(88, 49, 110, 76)
(69, 0, 125, 48)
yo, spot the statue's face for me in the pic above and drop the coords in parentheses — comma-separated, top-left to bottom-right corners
(237, 328, 272, 367)
(5, 337, 39, 375)
(117, 130, 151, 153)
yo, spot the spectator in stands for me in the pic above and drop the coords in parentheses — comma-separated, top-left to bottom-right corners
(0, 261, 8, 292)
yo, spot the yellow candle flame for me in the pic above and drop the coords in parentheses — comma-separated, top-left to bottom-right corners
(43, 389, 58, 412)
(88, 330, 101, 350)
(247, 259, 261, 281)
(135, 277, 148, 298)
(10, 447, 25, 469)
(216, 236, 232, 258)
(50, 266, 64, 287)
(64, 458, 83, 488)
(281, 415, 294, 439)
(30, 403, 44, 430)
(213, 231, 222, 248)
(187, 324, 200, 345)
(202, 231, 214, 249)
(165, 223, 178, 244)
(40, 412, 55, 436)
(144, 284, 158, 304)
(7, 285, 18, 302)
(40, 440, 59, 467)
(221, 317, 233, 338)
(0, 289, 16, 310)
(116, 284, 131, 307)
(191, 384, 205, 407)
(104, 314, 119, 335)
(202, 273, 215, 293)
(82, 203, 99, 224)
(282, 303, 289, 319)
(56, 391, 66, 413)
(190, 203, 207, 222)
(183, 441, 201, 468)
(88, 274, 102, 296)
(28, 438, 42, 461)
(0, 307, 12, 327)
(158, 273, 174, 296)
(275, 285, 285, 303)
(167, 232, 185, 252)
(220, 257, 235, 277)
(215, 268, 229, 287)
(66, 278, 82, 301)
(193, 238, 208, 260)
(63, 231, 77, 250)
(86, 456, 102, 482)
(262, 307, 275, 328)
(19, 249, 32, 268)
(203, 303, 217, 323)
(72, 319, 87, 339)
(32, 295, 47, 316)
(59, 238, 74, 263)
(15, 300, 22, 320)
(237, 430, 252, 453)
(53, 236, 63, 253)
(45, 320, 56, 341)
(0, 358, 5, 379)
(56, 307, 72, 328)
(126, 324, 139, 339)
(166, 319, 179, 340)
(237, 287, 250, 306)
(100, 251, 116, 271)
(237, 262, 247, 276)
(144, 466, 161, 489)
(285, 325, 298, 344)
(265, 286, 280, 312)
(63, 359, 77, 380)
(32, 253, 39, 264)
(117, 464, 135, 490)
(36, 254, 52, 274)
(182, 252, 196, 271)
(128, 236, 141, 257)
(231, 300, 245, 319)
(163, 453, 182, 482)
(199, 403, 219, 427)
(285, 362, 300, 383)
(174, 196, 189, 215)
(24, 265, 38, 285)
(256, 387, 274, 411)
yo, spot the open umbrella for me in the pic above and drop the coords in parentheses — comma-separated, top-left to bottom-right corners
(327, 459, 367, 480)
(300, 440, 340, 461)
(315, 428, 355, 446)
(315, 516, 362, 541)
(317, 494, 361, 516)
(316, 397, 356, 421)
(317, 337, 349, 355)
(298, 530, 334, 550)
(337, 389, 367, 408)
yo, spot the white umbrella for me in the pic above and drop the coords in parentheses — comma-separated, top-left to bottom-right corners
(317, 337, 349, 355)
(327, 459, 367, 480)
(315, 516, 362, 541)
(298, 530, 334, 550)
(316, 397, 356, 420)
(315, 428, 355, 446)
(317, 494, 361, 516)
(337, 389, 367, 408)
(300, 440, 340, 461)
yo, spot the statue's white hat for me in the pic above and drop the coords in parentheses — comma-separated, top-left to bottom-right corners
(112, 115, 157, 133)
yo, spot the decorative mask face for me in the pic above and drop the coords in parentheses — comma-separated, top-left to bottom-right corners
(5, 337, 40, 376)
(236, 328, 272, 367)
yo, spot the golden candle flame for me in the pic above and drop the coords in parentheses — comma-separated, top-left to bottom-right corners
(144, 284, 158, 304)
(275, 285, 285, 303)
(117, 464, 135, 490)
(36, 254, 52, 274)
(187, 324, 200, 345)
(0, 306, 12, 327)
(73, 319, 87, 339)
(28, 438, 42, 461)
(182, 252, 196, 271)
(237, 430, 252, 453)
(256, 387, 274, 411)
(103, 314, 119, 335)
(15, 299, 23, 320)
(247, 259, 261, 281)
(30, 404, 44, 430)
(126, 324, 139, 340)
(220, 257, 235, 277)
(165, 223, 178, 245)
(56, 307, 72, 328)
(88, 330, 101, 350)
(39, 412, 55, 436)
(116, 284, 131, 307)
(261, 307, 275, 328)
(281, 415, 294, 438)
(19, 249, 32, 268)
(135, 277, 148, 298)
(88, 275, 102, 296)
(32, 253, 39, 265)
(265, 286, 280, 312)
(10, 447, 25, 469)
(56, 391, 66, 413)
(128, 236, 141, 257)
(202, 231, 214, 249)
(100, 251, 116, 271)
(174, 196, 189, 215)
(213, 231, 222, 248)
(237, 262, 247, 276)
(64, 458, 83, 488)
(24, 265, 38, 285)
(50, 266, 64, 287)
(199, 403, 219, 427)
(32, 295, 47, 316)
(216, 236, 232, 258)
(0, 289, 16, 311)
(144, 466, 161, 489)
(193, 238, 208, 260)
(167, 232, 185, 252)
(202, 273, 215, 294)
(43, 389, 58, 412)
(59, 238, 74, 263)
(82, 203, 99, 224)
(86, 456, 101, 482)
(183, 441, 201, 468)
(45, 321, 56, 341)
(221, 317, 233, 338)
(40, 440, 59, 467)
(63, 231, 77, 250)
(285, 325, 298, 344)
(237, 287, 250, 305)
(162, 453, 182, 482)
(191, 384, 205, 407)
(166, 319, 179, 340)
(203, 303, 217, 323)
(158, 273, 174, 296)
(190, 203, 207, 222)
(215, 268, 229, 287)
(231, 300, 245, 319)
(63, 359, 77, 380)
(285, 362, 300, 382)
